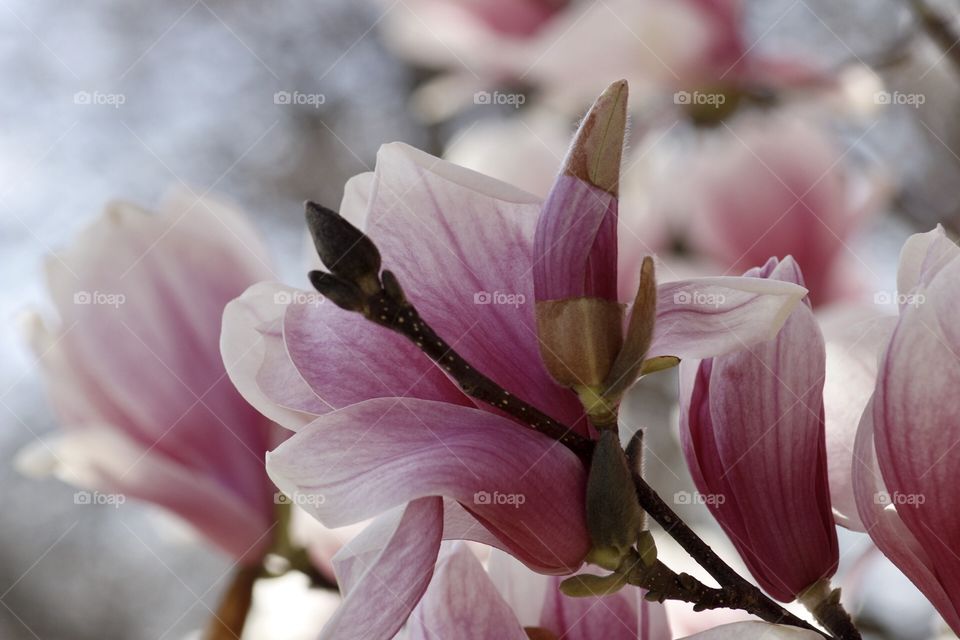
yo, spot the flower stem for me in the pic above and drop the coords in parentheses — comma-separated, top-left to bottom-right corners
(799, 580, 862, 640)
(625, 465, 827, 636)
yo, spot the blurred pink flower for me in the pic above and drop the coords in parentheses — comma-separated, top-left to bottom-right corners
(679, 256, 838, 602)
(222, 141, 807, 639)
(675, 116, 885, 306)
(427, 0, 567, 38)
(852, 226, 960, 633)
(404, 544, 821, 640)
(381, 0, 830, 116)
(17, 192, 279, 563)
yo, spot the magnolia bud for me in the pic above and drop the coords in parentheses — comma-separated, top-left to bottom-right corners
(535, 298, 624, 388)
(308, 271, 365, 312)
(305, 201, 381, 295)
(585, 429, 644, 570)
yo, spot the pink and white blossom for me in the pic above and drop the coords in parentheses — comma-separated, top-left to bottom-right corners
(221, 139, 807, 638)
(852, 226, 960, 633)
(18, 192, 279, 563)
(673, 115, 885, 306)
(679, 256, 838, 601)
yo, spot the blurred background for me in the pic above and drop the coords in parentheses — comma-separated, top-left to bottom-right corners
(2, 0, 960, 637)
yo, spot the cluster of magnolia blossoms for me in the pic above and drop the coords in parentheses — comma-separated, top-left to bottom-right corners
(219, 81, 853, 639)
(21, 81, 960, 638)
(379, 0, 830, 109)
(389, 0, 887, 310)
(19, 193, 346, 637)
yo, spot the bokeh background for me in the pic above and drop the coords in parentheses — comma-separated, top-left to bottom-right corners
(2, 0, 960, 637)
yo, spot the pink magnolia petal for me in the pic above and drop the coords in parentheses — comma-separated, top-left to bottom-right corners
(282, 298, 471, 412)
(221, 282, 327, 430)
(651, 275, 806, 359)
(38, 194, 275, 535)
(266, 397, 589, 573)
(680, 258, 836, 601)
(339, 172, 375, 228)
(819, 304, 896, 529)
(895, 225, 960, 298)
(406, 543, 527, 640)
(682, 621, 824, 640)
(852, 398, 960, 631)
(867, 259, 960, 627)
(533, 174, 618, 302)
(321, 497, 443, 640)
(488, 548, 551, 628)
(539, 575, 672, 640)
(16, 427, 273, 563)
(361, 142, 586, 431)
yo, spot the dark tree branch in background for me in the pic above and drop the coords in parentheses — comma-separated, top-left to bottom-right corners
(908, 0, 960, 73)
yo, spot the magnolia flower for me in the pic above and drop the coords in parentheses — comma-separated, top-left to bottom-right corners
(419, 0, 568, 38)
(221, 82, 805, 638)
(380, 0, 829, 118)
(17, 192, 278, 563)
(852, 226, 960, 633)
(222, 82, 808, 639)
(674, 115, 885, 306)
(679, 256, 838, 602)
(403, 543, 821, 640)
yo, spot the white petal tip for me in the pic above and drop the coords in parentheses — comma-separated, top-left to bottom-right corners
(14, 441, 59, 479)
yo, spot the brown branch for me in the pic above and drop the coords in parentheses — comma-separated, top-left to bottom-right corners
(800, 580, 862, 640)
(205, 565, 259, 640)
(623, 436, 830, 637)
(908, 0, 960, 74)
(310, 264, 595, 459)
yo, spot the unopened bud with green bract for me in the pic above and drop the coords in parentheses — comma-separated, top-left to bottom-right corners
(585, 429, 644, 570)
(534, 80, 628, 390)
